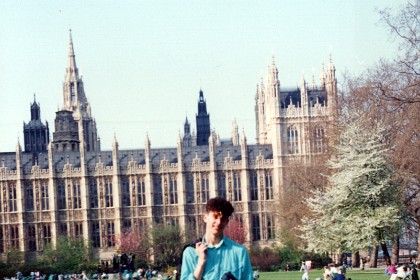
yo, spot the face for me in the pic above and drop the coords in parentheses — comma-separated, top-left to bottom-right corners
(203, 210, 230, 236)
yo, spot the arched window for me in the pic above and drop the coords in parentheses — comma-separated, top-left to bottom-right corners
(314, 126, 325, 153)
(170, 175, 178, 204)
(287, 126, 299, 154)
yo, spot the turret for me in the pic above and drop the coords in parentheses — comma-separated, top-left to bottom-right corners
(183, 117, 192, 147)
(112, 134, 119, 174)
(23, 95, 50, 153)
(184, 117, 190, 135)
(325, 54, 338, 114)
(145, 134, 151, 163)
(231, 119, 239, 146)
(16, 140, 22, 178)
(196, 89, 211, 146)
(300, 75, 307, 106)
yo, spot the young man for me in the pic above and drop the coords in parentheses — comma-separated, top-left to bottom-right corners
(181, 197, 253, 280)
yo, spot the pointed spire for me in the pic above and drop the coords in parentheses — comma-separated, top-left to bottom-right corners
(311, 74, 316, 90)
(241, 128, 247, 142)
(112, 133, 118, 147)
(16, 138, 22, 153)
(68, 29, 77, 75)
(145, 133, 151, 147)
(231, 118, 239, 146)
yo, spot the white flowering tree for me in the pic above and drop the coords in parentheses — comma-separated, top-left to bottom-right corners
(300, 112, 403, 263)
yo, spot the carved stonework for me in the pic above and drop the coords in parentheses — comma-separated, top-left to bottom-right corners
(0, 167, 7, 180)
(31, 165, 42, 179)
(138, 207, 147, 216)
(234, 203, 243, 213)
(74, 210, 82, 219)
(105, 208, 114, 217)
(95, 162, 105, 175)
(42, 212, 51, 221)
(10, 213, 18, 223)
(128, 160, 137, 174)
(250, 203, 259, 212)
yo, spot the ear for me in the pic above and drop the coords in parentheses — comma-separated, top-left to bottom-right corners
(202, 213, 208, 223)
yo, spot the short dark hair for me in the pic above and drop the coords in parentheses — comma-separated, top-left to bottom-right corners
(206, 197, 234, 218)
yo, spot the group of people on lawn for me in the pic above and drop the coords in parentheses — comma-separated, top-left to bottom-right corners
(300, 261, 352, 280)
(387, 258, 419, 280)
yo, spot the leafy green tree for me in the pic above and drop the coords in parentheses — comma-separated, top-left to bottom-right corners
(42, 236, 98, 273)
(151, 223, 185, 269)
(300, 112, 402, 261)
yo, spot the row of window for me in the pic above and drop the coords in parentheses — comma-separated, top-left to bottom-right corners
(0, 213, 275, 252)
(1, 171, 274, 212)
(287, 125, 326, 154)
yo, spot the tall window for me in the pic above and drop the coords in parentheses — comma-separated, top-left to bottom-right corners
(201, 173, 209, 203)
(122, 179, 131, 207)
(267, 215, 276, 240)
(186, 175, 195, 203)
(0, 228, 3, 252)
(89, 179, 98, 208)
(41, 182, 49, 210)
(70, 82, 75, 102)
(105, 179, 113, 207)
(73, 182, 81, 209)
(252, 215, 261, 241)
(250, 172, 258, 201)
(107, 222, 115, 247)
(287, 126, 299, 154)
(10, 225, 19, 248)
(314, 126, 325, 153)
(27, 225, 37, 251)
(217, 172, 226, 198)
(169, 176, 178, 204)
(137, 176, 146, 206)
(57, 181, 66, 210)
(75, 223, 83, 238)
(91, 222, 100, 248)
(43, 224, 51, 244)
(153, 175, 163, 205)
(123, 220, 131, 229)
(233, 172, 242, 201)
(265, 172, 273, 200)
(60, 223, 68, 236)
(9, 184, 17, 212)
(25, 183, 34, 211)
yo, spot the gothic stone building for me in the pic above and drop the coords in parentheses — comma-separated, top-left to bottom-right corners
(0, 32, 337, 263)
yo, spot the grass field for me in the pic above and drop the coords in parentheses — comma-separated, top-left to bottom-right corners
(259, 269, 390, 280)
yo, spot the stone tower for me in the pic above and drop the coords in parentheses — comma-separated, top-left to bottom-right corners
(23, 95, 50, 153)
(196, 89, 210, 146)
(62, 30, 100, 152)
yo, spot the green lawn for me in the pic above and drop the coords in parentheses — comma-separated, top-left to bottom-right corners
(259, 269, 390, 280)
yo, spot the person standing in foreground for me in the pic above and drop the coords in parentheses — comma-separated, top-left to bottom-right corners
(181, 197, 253, 280)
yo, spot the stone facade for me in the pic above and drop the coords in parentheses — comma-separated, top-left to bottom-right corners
(0, 32, 337, 263)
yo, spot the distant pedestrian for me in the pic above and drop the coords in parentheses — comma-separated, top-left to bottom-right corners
(301, 269, 309, 280)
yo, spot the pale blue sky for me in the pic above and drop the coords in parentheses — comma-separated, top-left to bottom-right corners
(0, 0, 403, 151)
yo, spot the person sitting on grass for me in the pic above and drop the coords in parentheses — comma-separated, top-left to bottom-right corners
(332, 267, 345, 280)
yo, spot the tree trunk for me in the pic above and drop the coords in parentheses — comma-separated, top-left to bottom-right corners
(391, 234, 400, 265)
(353, 251, 360, 269)
(371, 245, 378, 268)
(381, 241, 392, 265)
(417, 228, 420, 259)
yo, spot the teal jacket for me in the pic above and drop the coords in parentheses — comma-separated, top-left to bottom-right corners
(181, 236, 253, 280)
